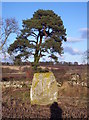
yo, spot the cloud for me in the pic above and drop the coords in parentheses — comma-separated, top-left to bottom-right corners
(67, 37, 83, 43)
(67, 27, 88, 43)
(79, 28, 89, 39)
(0, 52, 13, 63)
(64, 46, 83, 55)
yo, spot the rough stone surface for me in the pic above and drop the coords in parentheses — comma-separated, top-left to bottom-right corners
(30, 72, 58, 105)
(71, 73, 80, 82)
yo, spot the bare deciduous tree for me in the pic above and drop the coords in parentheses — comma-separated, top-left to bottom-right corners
(0, 17, 19, 50)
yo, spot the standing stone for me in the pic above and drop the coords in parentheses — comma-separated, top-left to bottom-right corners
(30, 72, 58, 105)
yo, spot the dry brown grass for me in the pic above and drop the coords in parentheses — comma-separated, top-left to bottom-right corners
(58, 81, 87, 98)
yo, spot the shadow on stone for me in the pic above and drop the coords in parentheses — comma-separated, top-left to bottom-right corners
(50, 102, 63, 120)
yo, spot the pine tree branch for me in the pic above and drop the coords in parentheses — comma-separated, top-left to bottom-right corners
(29, 40, 37, 44)
(31, 31, 37, 37)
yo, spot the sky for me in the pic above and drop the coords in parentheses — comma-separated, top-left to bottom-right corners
(1, 2, 87, 64)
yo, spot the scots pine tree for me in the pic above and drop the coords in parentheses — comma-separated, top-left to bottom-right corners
(8, 9, 67, 69)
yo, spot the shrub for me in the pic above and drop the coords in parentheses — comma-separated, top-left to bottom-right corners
(2, 68, 19, 73)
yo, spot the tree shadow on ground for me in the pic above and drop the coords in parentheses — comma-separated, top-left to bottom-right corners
(50, 102, 63, 120)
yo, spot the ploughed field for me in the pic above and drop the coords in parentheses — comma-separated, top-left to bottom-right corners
(1, 65, 88, 119)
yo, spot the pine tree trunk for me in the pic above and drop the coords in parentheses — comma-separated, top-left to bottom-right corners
(34, 36, 42, 70)
(34, 49, 39, 65)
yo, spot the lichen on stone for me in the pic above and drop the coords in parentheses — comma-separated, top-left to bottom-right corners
(30, 72, 58, 105)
